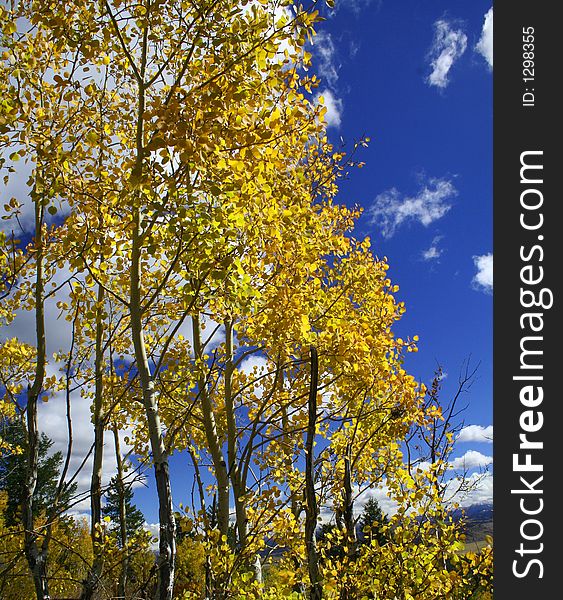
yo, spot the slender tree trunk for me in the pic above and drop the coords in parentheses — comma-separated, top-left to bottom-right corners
(304, 346, 322, 600)
(188, 447, 214, 599)
(81, 285, 106, 600)
(339, 451, 357, 600)
(280, 377, 307, 595)
(125, 18, 177, 591)
(24, 399, 49, 600)
(282, 405, 307, 595)
(192, 314, 230, 538)
(223, 320, 262, 583)
(224, 320, 240, 542)
(23, 193, 50, 600)
(131, 206, 176, 600)
(36, 304, 79, 594)
(113, 425, 129, 599)
(342, 452, 357, 559)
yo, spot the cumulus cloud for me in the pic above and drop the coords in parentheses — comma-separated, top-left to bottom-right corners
(36, 360, 140, 504)
(421, 235, 444, 261)
(0, 252, 228, 520)
(356, 484, 398, 517)
(472, 253, 493, 293)
(0, 264, 170, 517)
(315, 89, 343, 129)
(369, 177, 456, 238)
(457, 424, 493, 443)
(309, 31, 344, 129)
(239, 353, 269, 399)
(445, 471, 493, 507)
(0, 160, 70, 234)
(1, 277, 75, 361)
(318, 468, 493, 525)
(426, 20, 468, 88)
(329, 0, 380, 17)
(449, 450, 493, 471)
(475, 8, 493, 69)
(340, 469, 492, 518)
(143, 522, 161, 550)
(240, 354, 268, 376)
(311, 30, 340, 89)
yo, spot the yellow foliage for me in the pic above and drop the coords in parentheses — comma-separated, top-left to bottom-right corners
(0, 0, 492, 597)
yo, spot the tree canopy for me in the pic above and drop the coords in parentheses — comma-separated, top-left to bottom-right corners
(0, 1, 492, 599)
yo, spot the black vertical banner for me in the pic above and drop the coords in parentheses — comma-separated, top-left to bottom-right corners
(494, 3, 560, 598)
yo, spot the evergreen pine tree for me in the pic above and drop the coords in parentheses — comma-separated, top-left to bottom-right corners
(0, 418, 77, 526)
(102, 475, 145, 545)
(358, 497, 388, 546)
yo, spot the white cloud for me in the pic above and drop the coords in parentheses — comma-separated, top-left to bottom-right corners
(475, 8, 493, 69)
(0, 159, 70, 234)
(350, 469, 492, 517)
(0, 257, 225, 521)
(309, 31, 344, 129)
(349, 40, 360, 59)
(426, 20, 468, 88)
(317, 481, 398, 524)
(144, 522, 161, 550)
(306, 27, 348, 131)
(457, 425, 493, 443)
(240, 354, 268, 376)
(318, 469, 493, 524)
(239, 353, 268, 399)
(273, 6, 295, 61)
(345, 484, 398, 519)
(448, 450, 492, 471)
(1, 264, 76, 355)
(445, 471, 493, 507)
(311, 31, 339, 89)
(36, 363, 140, 511)
(421, 246, 441, 261)
(369, 177, 456, 238)
(328, 0, 381, 17)
(421, 235, 443, 261)
(472, 253, 493, 293)
(315, 89, 343, 129)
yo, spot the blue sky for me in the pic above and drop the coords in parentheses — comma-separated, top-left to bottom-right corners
(313, 0, 494, 507)
(318, 2, 493, 421)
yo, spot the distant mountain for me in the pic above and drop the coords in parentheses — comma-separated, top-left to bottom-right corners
(451, 503, 493, 550)
(452, 502, 493, 523)
(259, 503, 494, 561)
